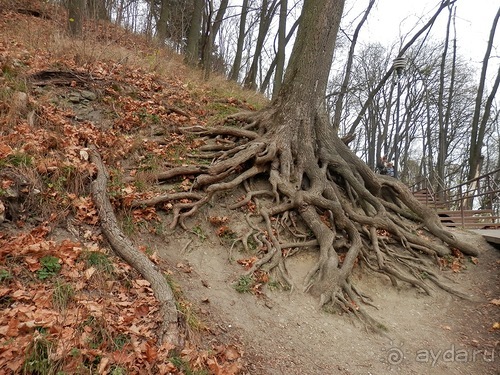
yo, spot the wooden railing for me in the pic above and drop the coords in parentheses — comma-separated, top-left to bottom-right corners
(411, 168, 500, 229)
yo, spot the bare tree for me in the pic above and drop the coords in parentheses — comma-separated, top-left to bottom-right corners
(243, 0, 279, 89)
(467, 6, 500, 204)
(271, 0, 287, 98)
(229, 0, 250, 81)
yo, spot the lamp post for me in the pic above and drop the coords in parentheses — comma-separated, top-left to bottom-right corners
(392, 57, 406, 179)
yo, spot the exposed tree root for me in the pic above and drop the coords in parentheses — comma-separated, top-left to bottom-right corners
(90, 147, 183, 348)
(127, 106, 480, 332)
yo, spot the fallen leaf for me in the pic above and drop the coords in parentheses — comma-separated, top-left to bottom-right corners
(84, 266, 96, 280)
(224, 345, 241, 361)
(135, 279, 151, 287)
(490, 299, 500, 306)
(493, 322, 500, 330)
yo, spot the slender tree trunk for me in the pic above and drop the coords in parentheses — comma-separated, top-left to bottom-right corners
(185, 0, 204, 66)
(229, 0, 249, 82)
(243, 0, 278, 90)
(87, 0, 109, 20)
(467, 6, 500, 207)
(260, 16, 300, 93)
(436, 4, 454, 198)
(333, 0, 375, 131)
(272, 0, 287, 99)
(201, 0, 214, 79)
(468, 6, 500, 179)
(156, 0, 170, 44)
(210, 0, 229, 45)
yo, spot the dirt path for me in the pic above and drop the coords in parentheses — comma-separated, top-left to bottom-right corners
(156, 225, 499, 375)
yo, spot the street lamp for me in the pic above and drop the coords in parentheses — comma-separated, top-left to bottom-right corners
(392, 57, 407, 179)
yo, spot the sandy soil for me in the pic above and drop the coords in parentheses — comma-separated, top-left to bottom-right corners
(153, 207, 500, 375)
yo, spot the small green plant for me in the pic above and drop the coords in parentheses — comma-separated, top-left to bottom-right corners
(376, 323, 388, 331)
(164, 274, 205, 331)
(84, 251, 114, 274)
(247, 236, 258, 251)
(152, 221, 166, 236)
(121, 213, 136, 236)
(110, 365, 127, 375)
(217, 226, 237, 244)
(0, 269, 12, 283)
(37, 256, 61, 280)
(168, 354, 209, 375)
(267, 280, 281, 291)
(137, 108, 160, 125)
(190, 225, 206, 241)
(82, 316, 109, 350)
(52, 281, 74, 311)
(233, 275, 254, 293)
(138, 153, 162, 172)
(112, 333, 130, 350)
(22, 332, 56, 375)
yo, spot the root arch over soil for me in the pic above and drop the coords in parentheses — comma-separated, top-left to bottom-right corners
(132, 105, 478, 330)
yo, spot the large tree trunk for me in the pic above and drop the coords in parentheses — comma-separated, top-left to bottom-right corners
(133, 0, 479, 330)
(67, 0, 84, 36)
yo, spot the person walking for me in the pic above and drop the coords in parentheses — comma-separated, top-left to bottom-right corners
(377, 155, 388, 175)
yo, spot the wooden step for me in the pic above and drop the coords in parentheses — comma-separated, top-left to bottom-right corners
(437, 209, 494, 217)
(441, 222, 500, 229)
(440, 216, 500, 224)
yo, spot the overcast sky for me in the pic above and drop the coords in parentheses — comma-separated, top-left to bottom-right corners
(353, 0, 499, 67)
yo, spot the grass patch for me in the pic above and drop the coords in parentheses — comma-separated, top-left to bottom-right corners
(120, 213, 136, 236)
(112, 333, 130, 350)
(164, 274, 206, 332)
(22, 332, 58, 375)
(233, 275, 253, 293)
(52, 280, 74, 311)
(0, 269, 12, 283)
(0, 152, 33, 168)
(168, 353, 209, 375)
(84, 250, 114, 274)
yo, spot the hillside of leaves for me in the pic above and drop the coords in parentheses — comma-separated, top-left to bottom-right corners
(0, 2, 265, 374)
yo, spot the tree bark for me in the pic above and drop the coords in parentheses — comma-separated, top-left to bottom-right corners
(67, 0, 84, 36)
(271, 0, 287, 99)
(156, 0, 170, 44)
(185, 0, 204, 66)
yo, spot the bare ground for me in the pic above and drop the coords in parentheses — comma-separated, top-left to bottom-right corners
(149, 202, 500, 375)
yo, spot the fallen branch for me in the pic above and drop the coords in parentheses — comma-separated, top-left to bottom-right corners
(89, 146, 183, 348)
